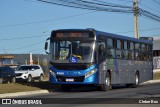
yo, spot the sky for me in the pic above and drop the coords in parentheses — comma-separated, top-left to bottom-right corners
(0, 0, 160, 54)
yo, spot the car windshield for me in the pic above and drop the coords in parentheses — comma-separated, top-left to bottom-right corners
(50, 41, 95, 63)
(17, 66, 33, 71)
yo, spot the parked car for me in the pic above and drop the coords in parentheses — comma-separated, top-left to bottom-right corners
(15, 65, 44, 82)
(0, 66, 16, 84)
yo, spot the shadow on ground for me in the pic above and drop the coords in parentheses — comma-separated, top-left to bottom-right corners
(16, 81, 61, 92)
(16, 81, 137, 93)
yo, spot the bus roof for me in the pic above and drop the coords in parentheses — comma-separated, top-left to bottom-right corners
(95, 30, 153, 44)
(52, 29, 153, 44)
(52, 28, 94, 33)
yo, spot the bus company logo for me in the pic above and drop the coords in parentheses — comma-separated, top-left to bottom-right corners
(2, 99, 11, 104)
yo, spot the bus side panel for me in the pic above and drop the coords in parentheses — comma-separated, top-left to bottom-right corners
(98, 59, 131, 85)
(99, 59, 153, 85)
(140, 61, 153, 82)
(98, 60, 107, 84)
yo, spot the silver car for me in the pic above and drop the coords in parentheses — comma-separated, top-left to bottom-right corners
(15, 65, 44, 82)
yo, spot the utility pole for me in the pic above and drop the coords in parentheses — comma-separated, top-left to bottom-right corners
(133, 0, 139, 38)
(37, 54, 39, 65)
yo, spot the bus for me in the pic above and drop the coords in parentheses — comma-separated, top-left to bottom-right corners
(45, 28, 153, 91)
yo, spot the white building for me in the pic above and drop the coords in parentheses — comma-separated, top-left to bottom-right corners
(153, 36, 160, 72)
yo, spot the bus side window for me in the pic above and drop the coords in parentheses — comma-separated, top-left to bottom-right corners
(124, 41, 127, 50)
(106, 38, 115, 58)
(123, 41, 128, 59)
(98, 42, 105, 57)
(107, 38, 113, 48)
(130, 42, 134, 50)
(141, 44, 146, 52)
(135, 43, 140, 51)
(116, 40, 122, 59)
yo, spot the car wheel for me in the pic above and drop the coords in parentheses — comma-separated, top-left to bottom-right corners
(39, 74, 44, 82)
(0, 78, 3, 84)
(12, 77, 16, 83)
(27, 75, 32, 83)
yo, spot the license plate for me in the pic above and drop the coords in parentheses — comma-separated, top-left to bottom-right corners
(66, 78, 74, 82)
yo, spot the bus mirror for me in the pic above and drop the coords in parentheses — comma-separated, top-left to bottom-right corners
(45, 42, 49, 54)
(45, 42, 48, 50)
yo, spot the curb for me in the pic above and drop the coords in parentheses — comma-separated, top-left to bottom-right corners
(140, 79, 160, 85)
(0, 80, 160, 98)
(0, 90, 49, 98)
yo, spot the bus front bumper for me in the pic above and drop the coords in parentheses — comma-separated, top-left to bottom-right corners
(49, 72, 98, 85)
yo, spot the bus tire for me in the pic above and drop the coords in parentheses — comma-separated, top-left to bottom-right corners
(61, 85, 72, 92)
(131, 72, 139, 88)
(100, 72, 112, 91)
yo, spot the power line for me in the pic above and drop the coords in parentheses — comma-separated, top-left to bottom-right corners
(22, 47, 44, 53)
(0, 40, 45, 51)
(0, 26, 159, 42)
(139, 3, 160, 14)
(116, 27, 160, 34)
(1, 26, 160, 52)
(153, 0, 160, 5)
(35, 0, 160, 23)
(0, 35, 47, 41)
(1, 0, 159, 28)
(0, 11, 95, 28)
(35, 0, 133, 13)
(139, 8, 160, 22)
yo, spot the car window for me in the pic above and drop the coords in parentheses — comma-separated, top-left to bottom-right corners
(18, 66, 32, 70)
(17, 65, 41, 70)
(3, 67, 7, 73)
(0, 67, 2, 72)
(7, 67, 14, 74)
(33, 66, 40, 70)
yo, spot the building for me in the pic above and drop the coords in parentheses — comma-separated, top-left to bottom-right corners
(0, 54, 49, 74)
(0, 55, 18, 68)
(153, 36, 160, 71)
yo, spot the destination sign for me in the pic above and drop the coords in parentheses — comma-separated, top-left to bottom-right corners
(56, 32, 89, 38)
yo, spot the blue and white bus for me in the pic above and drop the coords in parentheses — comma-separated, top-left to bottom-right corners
(45, 28, 153, 91)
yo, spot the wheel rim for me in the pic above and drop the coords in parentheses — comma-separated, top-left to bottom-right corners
(12, 77, 16, 83)
(105, 77, 110, 86)
(40, 75, 43, 81)
(0, 78, 3, 83)
(28, 76, 31, 82)
(135, 75, 139, 85)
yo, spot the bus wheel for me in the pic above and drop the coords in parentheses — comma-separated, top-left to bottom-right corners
(61, 85, 72, 92)
(131, 73, 139, 88)
(100, 72, 112, 91)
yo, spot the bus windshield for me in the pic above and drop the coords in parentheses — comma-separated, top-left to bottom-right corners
(50, 41, 95, 63)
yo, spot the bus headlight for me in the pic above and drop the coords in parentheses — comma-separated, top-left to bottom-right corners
(85, 68, 97, 78)
(49, 70, 56, 77)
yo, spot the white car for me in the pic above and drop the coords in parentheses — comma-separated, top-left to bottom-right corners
(15, 65, 44, 82)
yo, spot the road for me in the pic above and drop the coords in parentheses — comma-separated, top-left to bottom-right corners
(1, 82, 160, 107)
